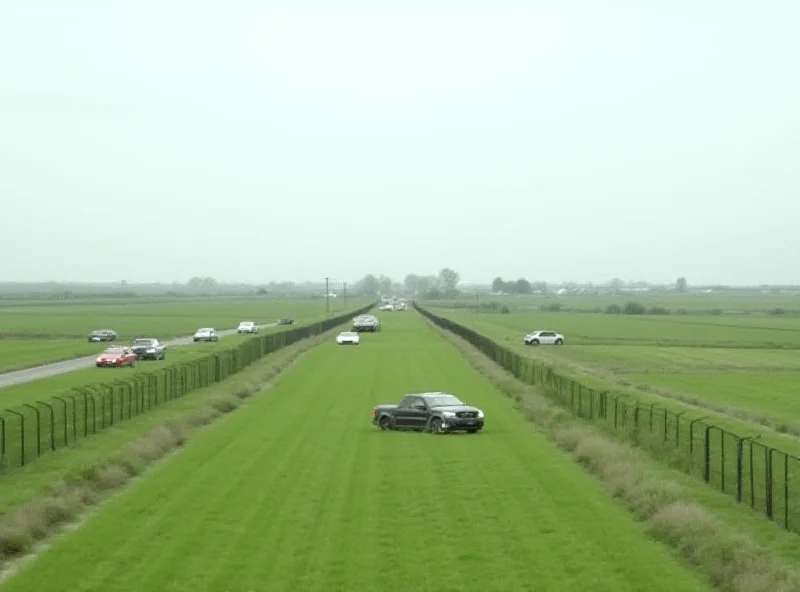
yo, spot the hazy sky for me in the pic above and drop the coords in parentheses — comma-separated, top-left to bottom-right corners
(1, 1, 798, 285)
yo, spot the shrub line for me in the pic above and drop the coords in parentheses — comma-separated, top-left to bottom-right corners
(422, 314, 800, 592)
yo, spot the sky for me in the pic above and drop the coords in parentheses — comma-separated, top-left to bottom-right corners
(1, 0, 798, 286)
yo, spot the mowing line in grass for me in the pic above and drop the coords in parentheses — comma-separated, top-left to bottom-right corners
(0, 313, 709, 592)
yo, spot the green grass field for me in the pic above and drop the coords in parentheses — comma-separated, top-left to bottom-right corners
(0, 341, 102, 374)
(442, 309, 800, 348)
(0, 313, 709, 591)
(466, 293, 800, 314)
(0, 297, 365, 371)
(429, 306, 800, 431)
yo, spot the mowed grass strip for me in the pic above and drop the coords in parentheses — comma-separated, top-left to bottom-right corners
(0, 314, 709, 592)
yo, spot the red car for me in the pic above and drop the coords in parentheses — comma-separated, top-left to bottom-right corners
(96, 346, 137, 368)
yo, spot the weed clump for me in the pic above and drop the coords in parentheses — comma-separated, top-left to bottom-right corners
(210, 396, 240, 414)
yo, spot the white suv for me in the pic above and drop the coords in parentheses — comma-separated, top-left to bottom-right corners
(523, 330, 564, 346)
(237, 321, 259, 334)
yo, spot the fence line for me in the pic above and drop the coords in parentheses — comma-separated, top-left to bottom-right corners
(0, 303, 375, 474)
(415, 303, 800, 535)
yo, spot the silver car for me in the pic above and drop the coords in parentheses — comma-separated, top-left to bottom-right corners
(523, 330, 564, 346)
(193, 328, 219, 342)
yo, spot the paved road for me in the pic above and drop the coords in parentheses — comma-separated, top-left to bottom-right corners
(0, 322, 279, 390)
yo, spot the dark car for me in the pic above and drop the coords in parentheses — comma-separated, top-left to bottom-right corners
(130, 338, 167, 360)
(278, 318, 295, 325)
(372, 392, 485, 434)
(88, 329, 117, 343)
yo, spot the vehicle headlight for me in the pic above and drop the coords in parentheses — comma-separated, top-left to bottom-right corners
(477, 410, 484, 418)
(442, 411, 456, 418)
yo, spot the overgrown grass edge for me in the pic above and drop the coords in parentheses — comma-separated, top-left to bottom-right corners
(423, 315, 800, 592)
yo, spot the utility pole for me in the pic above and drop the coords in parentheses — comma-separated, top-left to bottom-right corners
(343, 282, 347, 309)
(325, 277, 330, 315)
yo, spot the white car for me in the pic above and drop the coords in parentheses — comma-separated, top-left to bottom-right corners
(193, 328, 219, 342)
(336, 331, 360, 345)
(523, 330, 564, 346)
(380, 304, 394, 311)
(237, 321, 259, 334)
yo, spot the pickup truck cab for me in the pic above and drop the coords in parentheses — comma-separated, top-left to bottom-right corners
(372, 392, 485, 434)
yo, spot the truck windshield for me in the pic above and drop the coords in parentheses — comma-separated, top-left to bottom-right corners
(426, 395, 464, 407)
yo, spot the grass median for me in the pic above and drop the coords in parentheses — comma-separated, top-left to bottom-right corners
(0, 312, 709, 591)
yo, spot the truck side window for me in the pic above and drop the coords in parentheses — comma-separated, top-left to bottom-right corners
(398, 397, 412, 409)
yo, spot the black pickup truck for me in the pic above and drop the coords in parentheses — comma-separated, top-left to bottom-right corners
(372, 392, 485, 434)
(130, 338, 167, 360)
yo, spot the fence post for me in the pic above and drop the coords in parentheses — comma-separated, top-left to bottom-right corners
(688, 417, 708, 457)
(4, 409, 24, 466)
(721, 430, 727, 493)
(53, 396, 69, 447)
(35, 401, 56, 452)
(766, 447, 774, 521)
(614, 398, 618, 429)
(74, 389, 90, 436)
(703, 425, 711, 483)
(736, 437, 753, 503)
(663, 408, 669, 441)
(784, 454, 790, 529)
(103, 384, 116, 426)
(66, 394, 78, 442)
(21, 404, 41, 459)
(0, 414, 4, 469)
(674, 411, 687, 447)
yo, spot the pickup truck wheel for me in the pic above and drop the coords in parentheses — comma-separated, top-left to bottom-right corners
(378, 416, 391, 431)
(429, 418, 445, 434)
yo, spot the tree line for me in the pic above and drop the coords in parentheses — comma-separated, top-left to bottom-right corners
(354, 268, 461, 299)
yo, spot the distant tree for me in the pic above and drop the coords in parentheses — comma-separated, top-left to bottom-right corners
(531, 281, 549, 294)
(403, 274, 420, 295)
(609, 277, 624, 291)
(515, 278, 532, 294)
(438, 268, 460, 295)
(623, 301, 646, 315)
(186, 277, 218, 291)
(416, 275, 434, 295)
(378, 275, 393, 296)
(491, 276, 505, 293)
(676, 277, 688, 292)
(357, 274, 379, 296)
